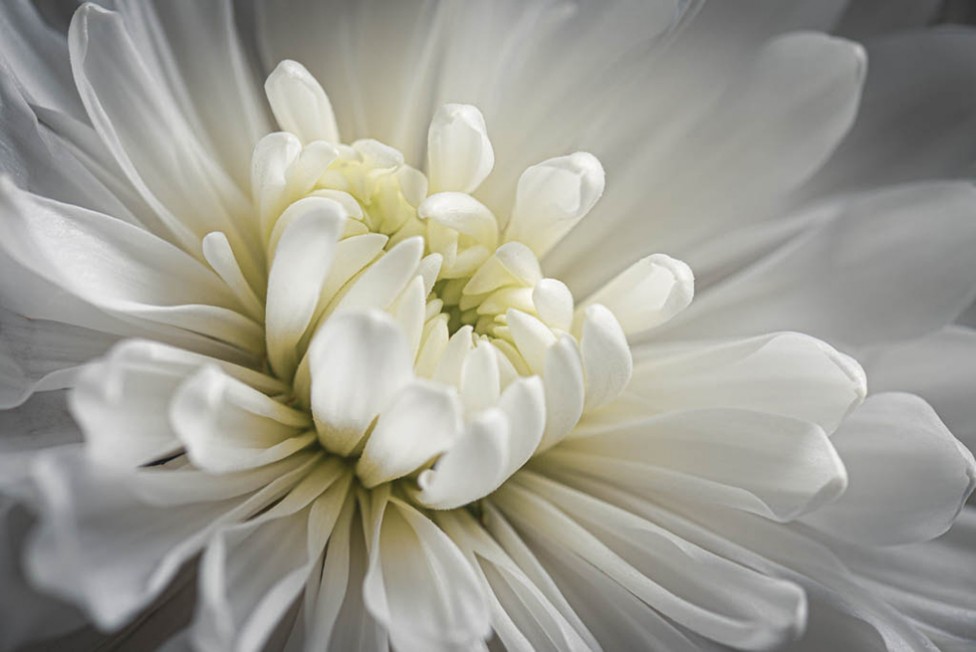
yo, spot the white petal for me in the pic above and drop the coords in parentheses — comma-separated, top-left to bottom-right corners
(532, 279, 574, 332)
(192, 466, 350, 652)
(202, 232, 265, 322)
(0, 306, 117, 409)
(418, 192, 499, 248)
(306, 494, 389, 650)
(507, 310, 557, 375)
(578, 305, 632, 412)
(68, 5, 259, 261)
(662, 182, 976, 347)
(356, 381, 463, 488)
(498, 377, 547, 479)
(551, 407, 847, 522)
(26, 447, 317, 630)
(171, 366, 315, 474)
(505, 153, 605, 257)
(362, 491, 491, 651)
(70, 340, 285, 469)
(436, 509, 593, 652)
(862, 325, 976, 453)
(331, 237, 424, 315)
(497, 474, 807, 651)
(629, 332, 866, 434)
(308, 311, 412, 455)
(265, 197, 346, 378)
(265, 59, 340, 144)
(540, 336, 585, 449)
(549, 32, 866, 298)
(427, 104, 495, 193)
(460, 341, 501, 412)
(413, 409, 509, 510)
(0, 181, 262, 354)
(580, 254, 694, 336)
(802, 393, 976, 546)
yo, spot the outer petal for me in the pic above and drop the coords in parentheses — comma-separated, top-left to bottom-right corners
(547, 407, 846, 522)
(802, 393, 976, 546)
(308, 311, 412, 455)
(660, 183, 976, 347)
(25, 447, 319, 630)
(622, 333, 866, 435)
(495, 474, 807, 651)
(362, 490, 491, 652)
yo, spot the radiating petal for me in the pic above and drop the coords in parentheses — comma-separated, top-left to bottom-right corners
(802, 393, 976, 546)
(0, 181, 263, 354)
(363, 490, 490, 651)
(626, 333, 866, 434)
(427, 103, 494, 193)
(413, 409, 509, 510)
(661, 182, 976, 347)
(171, 366, 315, 474)
(549, 407, 846, 522)
(356, 380, 462, 488)
(495, 474, 807, 651)
(26, 447, 319, 630)
(265, 59, 340, 144)
(308, 311, 412, 455)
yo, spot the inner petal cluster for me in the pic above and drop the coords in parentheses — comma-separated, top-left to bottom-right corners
(204, 60, 695, 510)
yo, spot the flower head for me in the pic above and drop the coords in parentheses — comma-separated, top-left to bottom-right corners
(1, 2, 975, 652)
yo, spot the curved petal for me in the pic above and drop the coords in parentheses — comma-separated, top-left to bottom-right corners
(802, 393, 976, 546)
(626, 332, 866, 435)
(661, 182, 976, 348)
(549, 407, 846, 522)
(362, 490, 491, 652)
(307, 311, 412, 455)
(495, 474, 807, 651)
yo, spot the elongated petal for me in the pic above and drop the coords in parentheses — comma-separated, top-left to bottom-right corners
(356, 381, 463, 488)
(549, 407, 846, 522)
(505, 153, 604, 257)
(171, 366, 314, 474)
(802, 393, 976, 546)
(413, 409, 509, 510)
(363, 491, 491, 651)
(308, 311, 412, 455)
(0, 182, 262, 353)
(265, 197, 346, 378)
(496, 475, 807, 651)
(427, 104, 494, 193)
(26, 448, 318, 630)
(629, 332, 866, 434)
(265, 59, 340, 144)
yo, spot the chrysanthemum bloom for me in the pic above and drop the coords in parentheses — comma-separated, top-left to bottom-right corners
(1, 1, 975, 651)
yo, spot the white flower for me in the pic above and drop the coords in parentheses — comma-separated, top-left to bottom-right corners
(1, 2, 975, 652)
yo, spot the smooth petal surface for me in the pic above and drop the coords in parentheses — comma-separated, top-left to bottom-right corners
(265, 197, 346, 378)
(496, 475, 807, 651)
(363, 491, 491, 651)
(26, 447, 317, 630)
(427, 103, 494, 193)
(802, 393, 976, 546)
(308, 311, 412, 455)
(356, 380, 463, 488)
(171, 366, 314, 474)
(626, 333, 866, 435)
(265, 59, 340, 144)
(547, 407, 846, 522)
(660, 183, 976, 347)
(579, 254, 694, 336)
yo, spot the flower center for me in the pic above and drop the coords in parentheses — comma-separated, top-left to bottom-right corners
(203, 60, 692, 510)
